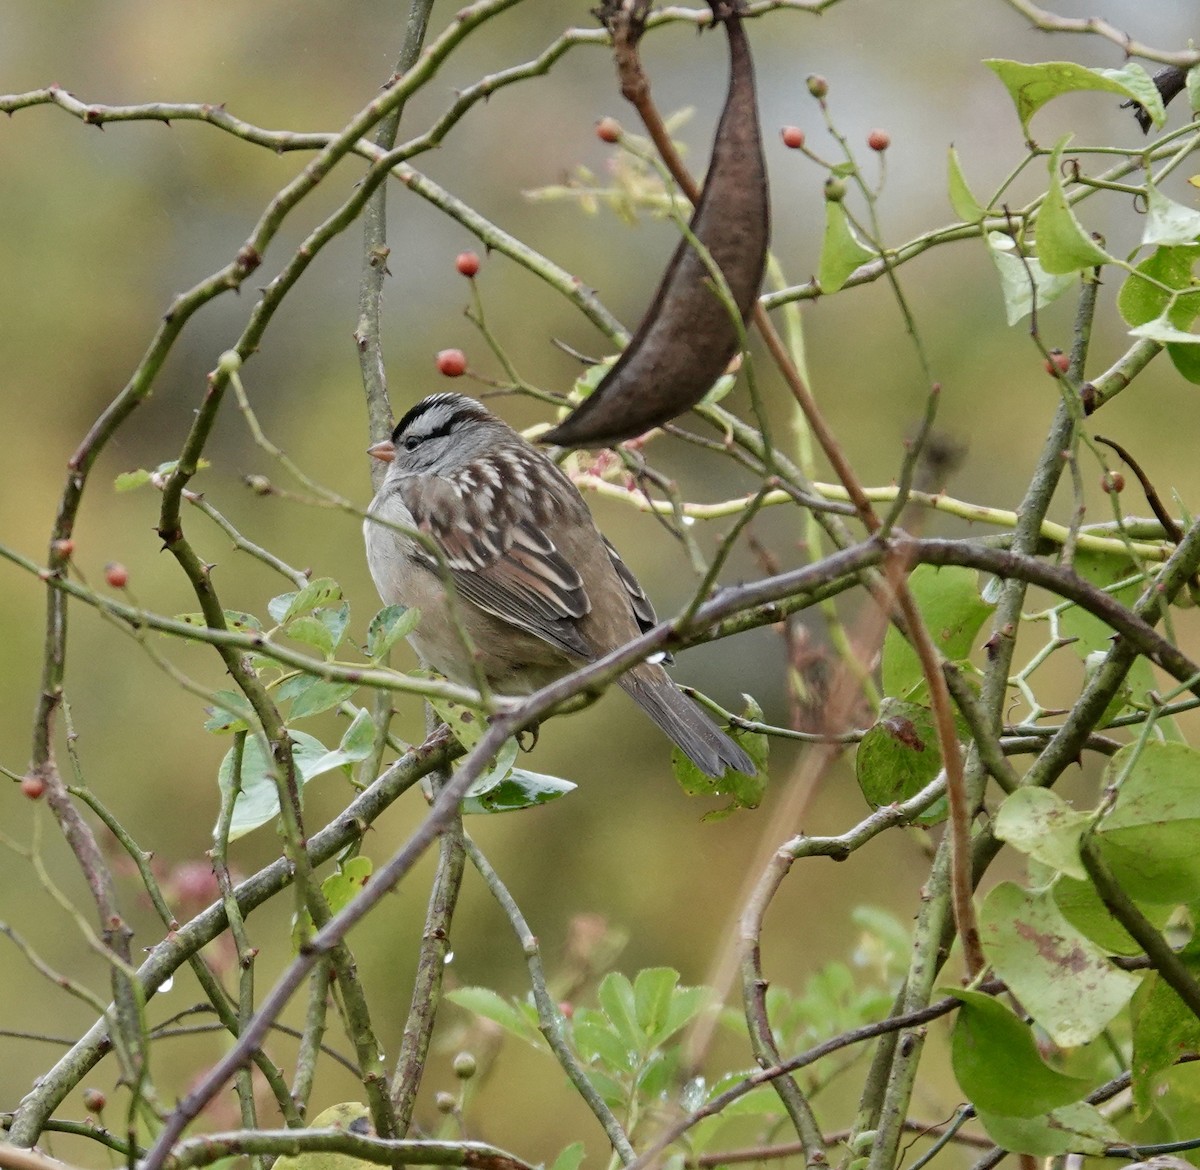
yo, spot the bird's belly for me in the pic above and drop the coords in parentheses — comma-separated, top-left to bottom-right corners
(410, 612, 578, 695)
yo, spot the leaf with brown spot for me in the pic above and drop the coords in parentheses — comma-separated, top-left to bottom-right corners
(980, 881, 1139, 1047)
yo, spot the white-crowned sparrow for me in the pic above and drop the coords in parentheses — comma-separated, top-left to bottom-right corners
(363, 392, 753, 777)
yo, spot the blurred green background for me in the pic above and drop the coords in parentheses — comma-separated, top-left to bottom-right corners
(3, 0, 1200, 1163)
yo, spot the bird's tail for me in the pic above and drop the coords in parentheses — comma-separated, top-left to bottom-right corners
(620, 669, 754, 778)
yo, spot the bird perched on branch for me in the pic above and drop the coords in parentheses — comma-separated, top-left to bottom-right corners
(363, 393, 753, 777)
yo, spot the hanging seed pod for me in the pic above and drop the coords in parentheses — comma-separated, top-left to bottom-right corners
(542, 0, 769, 448)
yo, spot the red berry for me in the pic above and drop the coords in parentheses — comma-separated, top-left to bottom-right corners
(781, 126, 806, 150)
(52, 538, 75, 557)
(105, 562, 129, 588)
(596, 116, 621, 144)
(558, 1001, 574, 1019)
(21, 774, 46, 800)
(1101, 471, 1125, 494)
(867, 128, 891, 152)
(82, 1088, 107, 1113)
(1044, 349, 1070, 377)
(436, 349, 467, 378)
(455, 251, 481, 278)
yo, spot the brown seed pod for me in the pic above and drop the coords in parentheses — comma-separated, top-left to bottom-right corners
(541, 0, 769, 448)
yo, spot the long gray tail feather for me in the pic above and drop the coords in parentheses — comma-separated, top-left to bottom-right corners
(620, 673, 755, 778)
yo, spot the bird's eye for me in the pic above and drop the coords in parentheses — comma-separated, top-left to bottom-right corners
(403, 435, 421, 452)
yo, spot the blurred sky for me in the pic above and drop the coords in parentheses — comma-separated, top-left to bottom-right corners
(2, 0, 1200, 1162)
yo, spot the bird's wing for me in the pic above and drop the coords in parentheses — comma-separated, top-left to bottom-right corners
(398, 471, 594, 660)
(601, 535, 673, 665)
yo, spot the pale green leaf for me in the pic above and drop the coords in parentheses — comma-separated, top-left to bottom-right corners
(1143, 180, 1200, 247)
(285, 615, 334, 659)
(1036, 136, 1112, 274)
(980, 882, 1139, 1046)
(975, 1102, 1120, 1157)
(273, 1103, 376, 1170)
(948, 146, 985, 222)
(445, 987, 544, 1047)
(994, 787, 1089, 880)
(114, 469, 152, 492)
(547, 1143, 586, 1170)
(365, 604, 420, 659)
(985, 232, 1075, 325)
(817, 199, 875, 293)
(288, 680, 357, 720)
(985, 59, 1165, 134)
(1096, 740, 1200, 903)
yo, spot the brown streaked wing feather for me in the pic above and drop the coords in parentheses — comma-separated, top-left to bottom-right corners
(398, 475, 594, 660)
(603, 536, 673, 664)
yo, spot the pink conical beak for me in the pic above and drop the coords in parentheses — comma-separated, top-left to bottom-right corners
(368, 438, 396, 463)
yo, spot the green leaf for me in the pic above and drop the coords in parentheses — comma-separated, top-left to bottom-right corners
(1143, 179, 1200, 247)
(985, 231, 1075, 325)
(288, 680, 357, 720)
(633, 967, 678, 1037)
(698, 371, 738, 407)
(1128, 314, 1200, 343)
(985, 59, 1165, 135)
(365, 604, 420, 659)
(1057, 550, 1157, 723)
(572, 1019, 634, 1072)
(217, 729, 368, 840)
(598, 972, 643, 1054)
(950, 988, 1091, 1117)
(204, 689, 253, 734)
(1052, 871, 1169, 956)
(635, 1051, 672, 1099)
(1118, 245, 1200, 327)
(337, 708, 377, 761)
(994, 788, 1089, 880)
(315, 602, 350, 653)
(947, 146, 985, 222)
(855, 697, 949, 825)
(273, 1103, 376, 1170)
(285, 615, 335, 659)
(569, 354, 618, 405)
(1035, 136, 1112, 274)
(461, 765, 576, 814)
(176, 610, 263, 635)
(445, 987, 544, 1047)
(427, 694, 490, 749)
(1132, 969, 1200, 1117)
(114, 469, 152, 492)
(270, 577, 342, 625)
(882, 565, 994, 699)
(1117, 244, 1200, 383)
(672, 694, 766, 815)
(658, 985, 709, 1045)
(324, 856, 372, 914)
(979, 882, 1139, 1046)
(817, 199, 875, 293)
(292, 857, 373, 949)
(547, 1143, 586, 1170)
(1095, 740, 1200, 903)
(1189, 65, 1200, 115)
(975, 1102, 1120, 1157)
